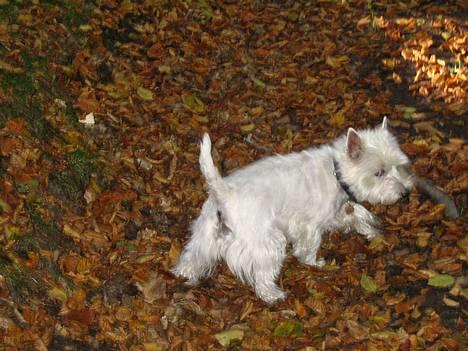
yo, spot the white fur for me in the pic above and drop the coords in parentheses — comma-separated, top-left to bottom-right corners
(172, 121, 414, 303)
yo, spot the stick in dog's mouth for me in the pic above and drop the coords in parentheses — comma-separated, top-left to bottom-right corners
(414, 176, 459, 219)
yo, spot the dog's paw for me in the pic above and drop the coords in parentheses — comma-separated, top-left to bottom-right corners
(314, 258, 326, 267)
(258, 287, 287, 304)
(184, 278, 200, 286)
(301, 257, 326, 268)
(367, 231, 384, 242)
(255, 284, 287, 304)
(365, 227, 382, 241)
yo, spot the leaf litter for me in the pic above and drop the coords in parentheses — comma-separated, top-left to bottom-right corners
(0, 0, 466, 350)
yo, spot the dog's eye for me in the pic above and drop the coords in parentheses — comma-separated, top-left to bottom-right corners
(375, 169, 386, 177)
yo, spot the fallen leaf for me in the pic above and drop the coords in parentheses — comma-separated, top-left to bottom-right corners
(240, 123, 255, 134)
(158, 65, 171, 74)
(326, 55, 349, 68)
(361, 273, 378, 293)
(137, 87, 154, 101)
(17, 14, 33, 26)
(78, 89, 101, 113)
(183, 94, 205, 113)
(250, 76, 266, 89)
(428, 274, 455, 288)
(65, 308, 95, 326)
(273, 321, 303, 337)
(135, 272, 167, 303)
(48, 287, 68, 303)
(214, 328, 244, 347)
(79, 112, 95, 125)
(0, 59, 23, 74)
(329, 112, 345, 127)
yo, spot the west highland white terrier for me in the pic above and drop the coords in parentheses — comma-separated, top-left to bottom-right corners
(173, 118, 414, 303)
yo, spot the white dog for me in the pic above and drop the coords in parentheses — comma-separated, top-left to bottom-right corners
(173, 118, 414, 303)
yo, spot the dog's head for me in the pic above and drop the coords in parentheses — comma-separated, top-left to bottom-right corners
(337, 117, 414, 205)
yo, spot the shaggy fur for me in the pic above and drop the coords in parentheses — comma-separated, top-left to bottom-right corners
(173, 118, 414, 303)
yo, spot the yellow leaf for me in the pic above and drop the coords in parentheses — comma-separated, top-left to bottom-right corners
(168, 241, 181, 265)
(382, 58, 397, 69)
(48, 287, 68, 303)
(250, 106, 264, 116)
(330, 112, 345, 127)
(79, 24, 93, 32)
(361, 273, 378, 293)
(158, 65, 171, 74)
(137, 87, 154, 101)
(0, 59, 23, 74)
(63, 224, 81, 240)
(116, 306, 132, 321)
(194, 115, 209, 123)
(357, 16, 371, 27)
(326, 55, 349, 68)
(143, 343, 165, 351)
(17, 14, 33, 25)
(240, 123, 255, 134)
(214, 329, 244, 347)
(67, 288, 87, 309)
(5, 224, 22, 239)
(183, 94, 205, 113)
(251, 76, 266, 88)
(0, 198, 12, 215)
(106, 84, 130, 99)
(368, 234, 385, 250)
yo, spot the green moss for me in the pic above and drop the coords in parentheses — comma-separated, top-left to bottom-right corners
(0, 250, 42, 302)
(47, 149, 95, 212)
(64, 104, 79, 125)
(67, 149, 95, 188)
(95, 160, 116, 192)
(16, 179, 39, 194)
(13, 233, 39, 258)
(42, 0, 94, 31)
(28, 206, 68, 250)
(0, 1, 21, 24)
(0, 50, 59, 139)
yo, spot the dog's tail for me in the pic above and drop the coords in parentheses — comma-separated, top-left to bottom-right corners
(199, 133, 229, 200)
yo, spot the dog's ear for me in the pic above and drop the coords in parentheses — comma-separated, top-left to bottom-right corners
(382, 116, 388, 129)
(346, 128, 362, 160)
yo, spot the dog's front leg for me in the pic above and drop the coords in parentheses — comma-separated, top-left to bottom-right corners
(340, 202, 381, 240)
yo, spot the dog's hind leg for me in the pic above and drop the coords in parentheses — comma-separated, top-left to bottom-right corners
(226, 229, 287, 304)
(292, 225, 326, 267)
(172, 198, 220, 285)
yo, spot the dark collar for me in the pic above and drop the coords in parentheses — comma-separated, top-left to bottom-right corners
(333, 158, 357, 202)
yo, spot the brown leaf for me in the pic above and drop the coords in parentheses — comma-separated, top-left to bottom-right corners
(135, 272, 167, 304)
(78, 89, 101, 113)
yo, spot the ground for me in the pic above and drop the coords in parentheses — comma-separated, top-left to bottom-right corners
(0, 0, 466, 350)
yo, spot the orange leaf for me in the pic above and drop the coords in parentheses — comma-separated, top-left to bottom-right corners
(97, 191, 123, 203)
(147, 43, 165, 59)
(0, 137, 20, 154)
(66, 309, 95, 326)
(5, 118, 26, 135)
(67, 289, 87, 310)
(252, 48, 270, 58)
(294, 298, 308, 318)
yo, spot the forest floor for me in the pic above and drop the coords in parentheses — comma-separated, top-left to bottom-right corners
(0, 0, 466, 350)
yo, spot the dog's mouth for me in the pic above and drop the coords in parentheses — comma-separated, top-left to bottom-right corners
(380, 186, 410, 205)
